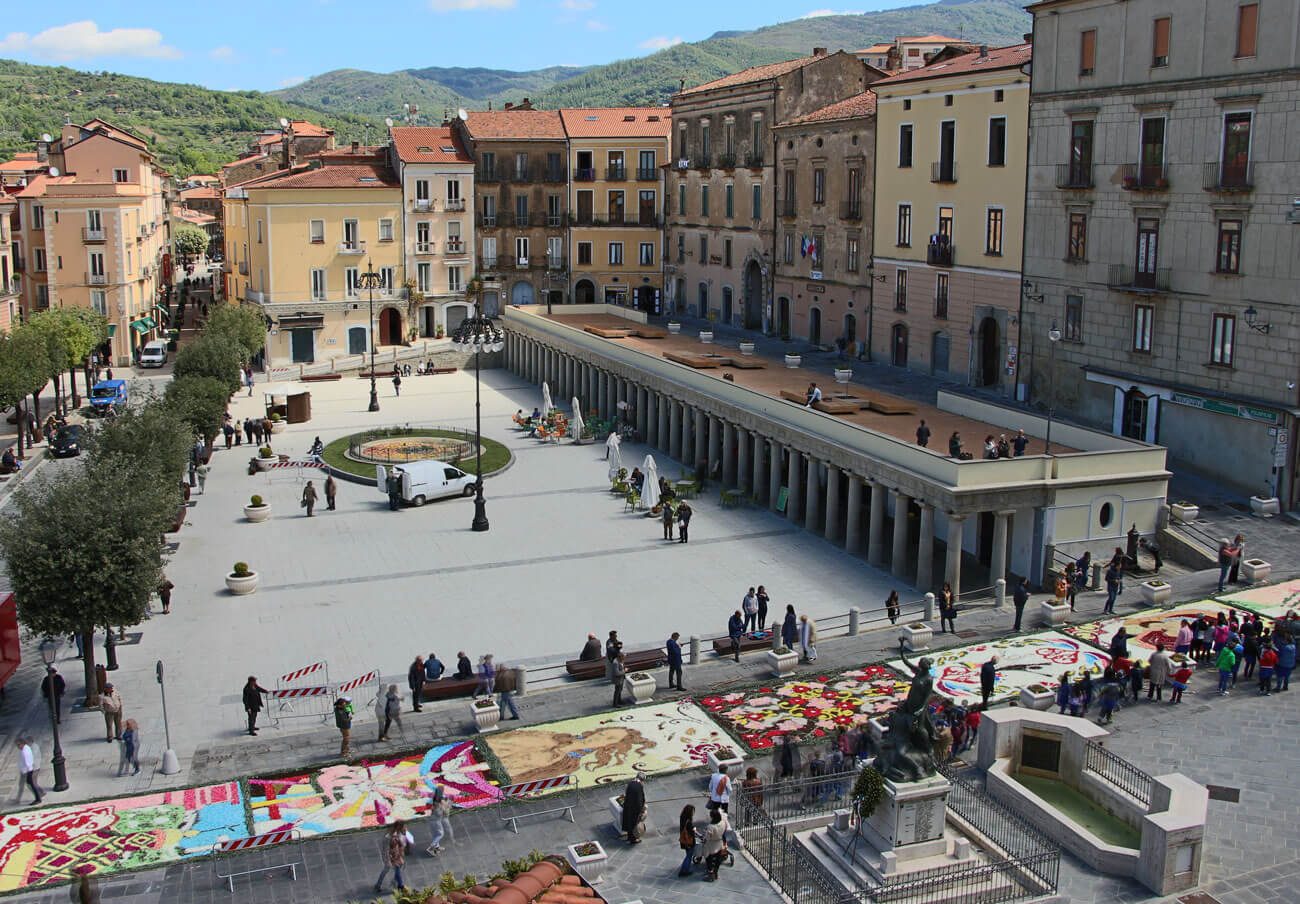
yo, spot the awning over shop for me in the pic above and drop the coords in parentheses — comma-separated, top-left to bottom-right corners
(154, 304, 170, 321)
(130, 317, 156, 334)
(278, 314, 325, 330)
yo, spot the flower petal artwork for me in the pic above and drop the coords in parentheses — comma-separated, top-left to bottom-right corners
(1062, 603, 1243, 658)
(1219, 579, 1300, 619)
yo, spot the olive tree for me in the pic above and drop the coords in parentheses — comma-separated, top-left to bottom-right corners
(204, 303, 266, 362)
(67, 308, 110, 406)
(173, 332, 243, 393)
(173, 224, 209, 261)
(90, 394, 192, 487)
(26, 309, 99, 417)
(165, 376, 230, 450)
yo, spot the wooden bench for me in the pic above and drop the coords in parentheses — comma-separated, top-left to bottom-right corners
(301, 373, 342, 382)
(565, 647, 666, 680)
(631, 328, 667, 339)
(711, 632, 776, 657)
(814, 398, 859, 415)
(664, 352, 725, 368)
(728, 358, 766, 369)
(420, 676, 479, 701)
(584, 326, 634, 339)
(779, 390, 813, 405)
(865, 397, 915, 416)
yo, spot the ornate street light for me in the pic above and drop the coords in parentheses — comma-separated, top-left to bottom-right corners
(356, 260, 384, 412)
(451, 297, 503, 532)
(38, 639, 70, 792)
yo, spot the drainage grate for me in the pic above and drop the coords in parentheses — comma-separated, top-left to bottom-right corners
(1205, 785, 1240, 803)
(956, 629, 980, 639)
(1178, 893, 1223, 904)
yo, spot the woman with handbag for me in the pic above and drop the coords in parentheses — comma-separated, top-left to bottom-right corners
(677, 804, 698, 877)
(700, 808, 729, 882)
(374, 821, 413, 893)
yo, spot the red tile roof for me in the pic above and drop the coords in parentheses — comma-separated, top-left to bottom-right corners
(172, 204, 216, 226)
(288, 120, 332, 137)
(897, 34, 962, 43)
(871, 43, 1032, 87)
(256, 133, 282, 147)
(558, 108, 670, 139)
(391, 127, 475, 164)
(676, 52, 840, 97)
(463, 109, 565, 141)
(244, 162, 398, 190)
(180, 185, 221, 200)
(783, 90, 877, 126)
(856, 43, 894, 54)
(0, 152, 44, 173)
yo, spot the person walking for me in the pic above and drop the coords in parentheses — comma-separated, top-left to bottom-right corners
(677, 501, 692, 543)
(301, 481, 318, 517)
(100, 683, 124, 743)
(885, 590, 901, 625)
(666, 632, 684, 690)
(242, 677, 269, 736)
(661, 501, 674, 540)
(1216, 643, 1237, 695)
(678, 804, 698, 877)
(1012, 578, 1029, 631)
(325, 474, 338, 511)
(374, 821, 412, 893)
(476, 654, 496, 697)
(727, 610, 744, 663)
(392, 369, 402, 397)
(118, 719, 140, 776)
(939, 583, 957, 633)
(1103, 562, 1121, 614)
(700, 808, 729, 882)
(742, 588, 758, 633)
(708, 763, 732, 813)
(379, 684, 403, 741)
(979, 656, 998, 707)
(755, 585, 770, 631)
(798, 613, 818, 663)
(158, 577, 174, 615)
(40, 666, 66, 724)
(1258, 643, 1277, 695)
(195, 463, 209, 494)
(408, 655, 425, 713)
(425, 785, 453, 855)
(611, 652, 628, 706)
(782, 605, 798, 652)
(243, 417, 254, 445)
(621, 772, 647, 844)
(1275, 633, 1295, 692)
(1242, 632, 1259, 680)
(334, 696, 354, 758)
(17, 736, 42, 805)
(1147, 644, 1171, 701)
(222, 419, 235, 450)
(915, 419, 931, 447)
(244, 365, 255, 398)
(495, 664, 521, 721)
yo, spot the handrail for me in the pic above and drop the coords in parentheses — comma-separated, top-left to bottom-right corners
(1084, 740, 1153, 805)
(1166, 516, 1220, 553)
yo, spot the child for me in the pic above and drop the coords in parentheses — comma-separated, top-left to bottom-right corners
(1055, 673, 1072, 715)
(1169, 663, 1194, 703)
(1258, 644, 1277, 696)
(1129, 660, 1144, 701)
(1080, 671, 1094, 714)
(1097, 679, 1122, 724)
(1068, 680, 1085, 717)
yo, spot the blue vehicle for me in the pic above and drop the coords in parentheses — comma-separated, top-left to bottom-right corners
(89, 379, 128, 416)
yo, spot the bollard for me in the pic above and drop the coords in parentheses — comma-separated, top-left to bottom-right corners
(848, 607, 861, 637)
(514, 666, 528, 698)
(995, 578, 1006, 611)
(772, 630, 783, 652)
(689, 635, 701, 665)
(1091, 562, 1102, 591)
(924, 592, 936, 622)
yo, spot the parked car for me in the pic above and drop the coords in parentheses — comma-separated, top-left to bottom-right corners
(139, 340, 168, 368)
(50, 424, 85, 457)
(89, 379, 128, 416)
(375, 460, 477, 506)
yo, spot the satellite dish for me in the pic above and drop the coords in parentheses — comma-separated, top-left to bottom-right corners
(48, 166, 59, 177)
(41, 133, 52, 143)
(457, 108, 468, 121)
(385, 117, 394, 128)
(279, 117, 289, 128)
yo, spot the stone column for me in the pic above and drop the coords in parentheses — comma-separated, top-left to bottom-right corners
(680, 405, 693, 463)
(636, 387, 648, 439)
(736, 427, 750, 494)
(670, 401, 683, 461)
(824, 464, 842, 542)
(845, 475, 863, 554)
(916, 502, 935, 592)
(646, 392, 659, 448)
(722, 423, 737, 487)
(597, 371, 608, 419)
(752, 432, 766, 504)
(786, 449, 802, 523)
(657, 395, 669, 452)
(707, 416, 722, 477)
(991, 510, 1012, 586)
(946, 514, 966, 599)
(694, 410, 708, 470)
(867, 480, 886, 567)
(804, 457, 822, 533)
(891, 489, 912, 579)
(768, 441, 783, 512)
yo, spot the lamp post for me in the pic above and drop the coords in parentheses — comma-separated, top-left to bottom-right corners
(451, 298, 503, 532)
(38, 640, 69, 792)
(357, 259, 383, 412)
(1044, 322, 1062, 456)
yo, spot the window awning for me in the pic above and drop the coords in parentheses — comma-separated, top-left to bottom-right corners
(130, 317, 156, 334)
(154, 304, 170, 321)
(278, 315, 325, 330)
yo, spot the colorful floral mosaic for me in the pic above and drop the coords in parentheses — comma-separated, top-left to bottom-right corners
(1062, 602, 1243, 659)
(0, 782, 247, 892)
(1220, 578, 1300, 619)
(698, 664, 910, 751)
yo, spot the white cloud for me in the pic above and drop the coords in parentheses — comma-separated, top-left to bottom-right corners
(209, 45, 235, 61)
(560, 0, 594, 9)
(799, 8, 863, 17)
(429, 0, 515, 11)
(0, 20, 181, 61)
(278, 75, 307, 88)
(585, 19, 610, 31)
(640, 35, 683, 50)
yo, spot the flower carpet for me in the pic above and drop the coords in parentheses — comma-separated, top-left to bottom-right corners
(698, 664, 911, 751)
(1219, 578, 1300, 619)
(1062, 601, 1244, 659)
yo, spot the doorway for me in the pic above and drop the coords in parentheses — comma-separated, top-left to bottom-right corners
(809, 307, 821, 345)
(482, 290, 501, 318)
(574, 279, 595, 305)
(378, 308, 402, 346)
(891, 324, 909, 367)
(978, 316, 1000, 386)
(347, 326, 367, 355)
(1121, 387, 1150, 440)
(511, 281, 534, 306)
(931, 331, 950, 375)
(444, 304, 469, 334)
(420, 307, 437, 338)
(977, 511, 994, 566)
(636, 285, 657, 314)
(843, 314, 857, 352)
(290, 328, 315, 363)
(743, 260, 762, 329)
(721, 287, 733, 325)
(777, 297, 790, 339)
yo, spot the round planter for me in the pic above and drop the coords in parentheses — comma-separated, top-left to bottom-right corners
(243, 504, 271, 523)
(784, 354, 801, 369)
(667, 322, 682, 334)
(270, 421, 286, 434)
(225, 572, 259, 595)
(834, 368, 853, 385)
(738, 341, 756, 356)
(255, 456, 278, 471)
(699, 330, 714, 344)
(1139, 581, 1172, 605)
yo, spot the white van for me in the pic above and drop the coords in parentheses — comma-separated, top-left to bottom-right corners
(139, 340, 168, 368)
(376, 460, 477, 506)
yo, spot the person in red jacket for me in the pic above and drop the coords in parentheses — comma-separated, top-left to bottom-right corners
(1258, 644, 1278, 696)
(1168, 664, 1194, 704)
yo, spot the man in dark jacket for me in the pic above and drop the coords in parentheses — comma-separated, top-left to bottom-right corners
(334, 696, 354, 758)
(408, 656, 425, 712)
(728, 610, 745, 663)
(620, 773, 647, 844)
(605, 630, 623, 682)
(387, 472, 403, 511)
(455, 652, 473, 680)
(1012, 578, 1030, 631)
(666, 632, 684, 689)
(424, 653, 445, 682)
(243, 676, 270, 735)
(40, 666, 66, 723)
(579, 634, 602, 661)
(980, 656, 998, 707)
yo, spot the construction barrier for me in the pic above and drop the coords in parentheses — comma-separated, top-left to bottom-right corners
(498, 774, 577, 834)
(271, 661, 333, 727)
(213, 829, 303, 892)
(279, 661, 326, 685)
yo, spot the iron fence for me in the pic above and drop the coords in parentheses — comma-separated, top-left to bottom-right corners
(1083, 740, 1153, 806)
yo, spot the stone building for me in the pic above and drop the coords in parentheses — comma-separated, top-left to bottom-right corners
(218, 120, 335, 189)
(0, 194, 16, 332)
(771, 91, 877, 353)
(1022, 0, 1300, 507)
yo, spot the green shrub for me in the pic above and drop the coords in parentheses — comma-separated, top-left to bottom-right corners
(232, 562, 251, 577)
(249, 495, 264, 507)
(851, 765, 886, 818)
(258, 446, 273, 458)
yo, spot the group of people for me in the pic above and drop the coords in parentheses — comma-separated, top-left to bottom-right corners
(722, 590, 819, 663)
(941, 428, 1030, 460)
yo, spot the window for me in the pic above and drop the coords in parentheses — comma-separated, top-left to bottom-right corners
(446, 179, 461, 202)
(1136, 217, 1160, 286)
(935, 273, 949, 319)
(448, 266, 462, 292)
(32, 205, 43, 229)
(113, 168, 129, 183)
(515, 152, 529, 180)
(988, 117, 1007, 166)
(725, 183, 734, 218)
(675, 234, 683, 264)
(88, 251, 104, 277)
(417, 262, 431, 293)
(813, 168, 825, 204)
(447, 221, 462, 245)
(1222, 112, 1252, 186)
(380, 267, 394, 295)
(378, 218, 393, 242)
(309, 219, 324, 243)
(698, 234, 708, 262)
(343, 219, 359, 249)
(608, 242, 624, 265)
(416, 221, 431, 249)
(944, 95, 954, 107)
(345, 267, 360, 298)
(677, 183, 686, 217)
(1069, 120, 1094, 184)
(36, 285, 48, 308)
(724, 238, 732, 267)
(90, 289, 106, 316)
(547, 236, 562, 265)
(723, 120, 735, 156)
(677, 122, 687, 159)
(700, 121, 711, 159)
(255, 219, 264, 244)
(1235, 3, 1258, 58)
(1216, 220, 1242, 274)
(516, 193, 530, 222)
(1068, 212, 1088, 262)
(1152, 16, 1171, 67)
(752, 183, 762, 219)
(481, 236, 497, 266)
(783, 233, 794, 264)
(985, 209, 1004, 255)
(638, 190, 656, 226)
(1080, 29, 1097, 75)
(700, 185, 709, 217)
(846, 236, 859, 273)
(938, 206, 953, 239)
(416, 180, 430, 202)
(751, 116, 762, 155)
(1133, 304, 1153, 352)
(311, 269, 326, 300)
(640, 242, 654, 266)
(994, 89, 1004, 102)
(1064, 295, 1083, 342)
(698, 282, 708, 311)
(903, 99, 911, 110)
(516, 236, 530, 263)
(33, 248, 46, 272)
(894, 270, 907, 311)
(578, 241, 593, 265)
(899, 124, 913, 167)
(897, 204, 912, 246)
(638, 149, 656, 175)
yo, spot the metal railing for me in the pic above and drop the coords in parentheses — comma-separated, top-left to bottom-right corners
(543, 167, 567, 183)
(926, 244, 954, 267)
(1084, 741, 1153, 806)
(1055, 163, 1094, 189)
(1165, 515, 1218, 554)
(414, 242, 435, 255)
(575, 168, 596, 182)
(1107, 264, 1171, 292)
(841, 201, 863, 221)
(745, 151, 765, 167)
(930, 161, 957, 183)
(86, 272, 108, 285)
(477, 214, 497, 228)
(477, 166, 499, 183)
(695, 154, 712, 170)
(605, 166, 626, 181)
(444, 198, 466, 211)
(781, 199, 797, 218)
(1120, 162, 1169, 190)
(82, 227, 106, 242)
(1203, 161, 1253, 192)
(717, 153, 737, 169)
(636, 167, 659, 181)
(444, 240, 466, 256)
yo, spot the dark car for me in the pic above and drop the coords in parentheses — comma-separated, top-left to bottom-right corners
(51, 425, 85, 458)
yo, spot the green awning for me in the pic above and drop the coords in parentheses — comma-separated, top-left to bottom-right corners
(107, 324, 116, 337)
(154, 304, 170, 321)
(130, 318, 155, 334)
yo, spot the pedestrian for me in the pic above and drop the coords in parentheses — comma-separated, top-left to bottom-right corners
(1055, 672, 1072, 715)
(324, 474, 338, 511)
(1258, 643, 1277, 695)
(948, 431, 963, 458)
(101, 683, 124, 743)
(1103, 562, 1121, 614)
(244, 365, 254, 398)
(756, 585, 770, 631)
(187, 458, 197, 488)
(773, 733, 802, 779)
(426, 785, 453, 855)
(621, 772, 647, 844)
(782, 605, 798, 651)
(1174, 619, 1192, 655)
(885, 590, 900, 625)
(707, 763, 731, 813)
(727, 610, 744, 663)
(476, 654, 496, 697)
(334, 696, 354, 758)
(666, 631, 684, 690)
(661, 500, 674, 540)
(1064, 563, 1078, 610)
(799, 613, 818, 663)
(1242, 632, 1259, 680)
(243, 418, 254, 445)
(386, 472, 403, 511)
(700, 807, 729, 881)
(742, 588, 758, 633)
(980, 655, 998, 707)
(1275, 633, 1295, 691)
(1108, 626, 1130, 661)
(392, 368, 402, 397)
(1068, 680, 1084, 716)
(40, 666, 66, 724)
(1012, 578, 1029, 631)
(741, 765, 765, 807)
(1227, 534, 1246, 584)
(495, 663, 520, 721)
(939, 583, 957, 633)
(915, 419, 931, 447)
(1216, 538, 1235, 593)
(1012, 428, 1028, 456)
(195, 463, 209, 494)
(1096, 678, 1122, 724)
(373, 820, 412, 893)
(222, 420, 235, 450)
(1216, 643, 1237, 695)
(118, 719, 140, 776)
(242, 676, 268, 736)
(408, 655, 425, 713)
(379, 684, 403, 741)
(677, 501, 692, 543)
(605, 630, 623, 681)
(611, 652, 627, 706)
(17, 736, 41, 805)
(678, 804, 698, 877)
(425, 652, 445, 682)
(300, 481, 318, 515)
(157, 577, 174, 615)
(1147, 644, 1170, 700)
(1080, 670, 1094, 713)
(965, 704, 982, 747)
(455, 651, 473, 680)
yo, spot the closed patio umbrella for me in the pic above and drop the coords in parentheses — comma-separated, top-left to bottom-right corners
(570, 397, 585, 442)
(606, 432, 623, 479)
(541, 382, 554, 416)
(640, 454, 661, 511)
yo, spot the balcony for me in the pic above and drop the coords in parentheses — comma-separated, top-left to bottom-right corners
(246, 288, 267, 304)
(82, 227, 106, 243)
(930, 161, 957, 184)
(547, 255, 566, 272)
(575, 168, 596, 182)
(238, 261, 249, 275)
(695, 155, 712, 171)
(926, 242, 955, 267)
(547, 214, 564, 228)
(477, 214, 498, 228)
(638, 214, 662, 228)
(479, 256, 499, 271)
(780, 199, 797, 218)
(717, 153, 737, 170)
(1203, 162, 1253, 193)
(573, 214, 595, 227)
(636, 167, 658, 181)
(444, 240, 466, 256)
(514, 256, 530, 269)
(338, 242, 366, 255)
(512, 168, 534, 184)
(605, 214, 627, 227)
(414, 198, 433, 212)
(477, 166, 499, 183)
(605, 166, 626, 181)
(415, 242, 435, 255)
(444, 198, 466, 211)
(840, 201, 863, 221)
(86, 272, 108, 285)
(543, 167, 567, 183)
(1108, 264, 1171, 292)
(1055, 163, 1094, 189)
(1120, 163, 1169, 191)
(744, 151, 765, 168)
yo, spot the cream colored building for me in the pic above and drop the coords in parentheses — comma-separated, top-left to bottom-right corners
(0, 194, 17, 332)
(870, 44, 1031, 393)
(560, 108, 669, 311)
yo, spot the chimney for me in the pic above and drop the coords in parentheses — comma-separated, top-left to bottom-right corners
(36, 141, 48, 163)
(979, 45, 988, 57)
(812, 47, 827, 57)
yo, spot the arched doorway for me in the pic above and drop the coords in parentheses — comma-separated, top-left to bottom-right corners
(482, 290, 501, 318)
(809, 306, 821, 345)
(721, 286, 733, 325)
(444, 303, 469, 334)
(1121, 387, 1150, 440)
(931, 330, 950, 375)
(891, 323, 909, 367)
(776, 297, 791, 339)
(511, 281, 534, 306)
(574, 279, 595, 305)
(378, 307, 402, 346)
(743, 260, 763, 329)
(978, 317, 1000, 386)
(419, 306, 437, 338)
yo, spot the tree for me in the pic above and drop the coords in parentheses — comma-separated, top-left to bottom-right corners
(204, 303, 266, 362)
(0, 325, 51, 458)
(25, 309, 100, 416)
(173, 333, 243, 392)
(90, 394, 191, 487)
(61, 308, 107, 407)
(173, 224, 209, 260)
(165, 376, 230, 450)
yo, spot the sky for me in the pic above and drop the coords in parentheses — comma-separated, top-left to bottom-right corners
(0, 1, 910, 92)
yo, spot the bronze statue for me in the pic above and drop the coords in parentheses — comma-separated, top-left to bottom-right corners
(876, 643, 939, 783)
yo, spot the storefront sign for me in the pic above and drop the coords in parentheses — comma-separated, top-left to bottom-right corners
(810, 270, 823, 281)
(806, 284, 825, 294)
(1170, 392, 1278, 424)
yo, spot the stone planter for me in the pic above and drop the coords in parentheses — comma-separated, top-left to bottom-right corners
(566, 842, 608, 885)
(1169, 502, 1199, 523)
(1039, 600, 1070, 626)
(1019, 685, 1055, 711)
(225, 571, 259, 595)
(1169, 653, 1194, 671)
(269, 420, 286, 434)
(667, 322, 681, 334)
(1139, 580, 1172, 605)
(767, 648, 798, 677)
(833, 367, 854, 386)
(699, 330, 714, 344)
(899, 622, 932, 651)
(867, 716, 889, 743)
(738, 341, 756, 356)
(471, 700, 501, 733)
(623, 672, 656, 704)
(1241, 559, 1272, 583)
(608, 796, 626, 834)
(243, 504, 271, 523)
(707, 746, 744, 775)
(1250, 496, 1280, 516)
(255, 456, 278, 471)
(784, 354, 801, 369)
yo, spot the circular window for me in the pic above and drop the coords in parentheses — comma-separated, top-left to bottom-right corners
(816, 137, 824, 148)
(1099, 502, 1114, 529)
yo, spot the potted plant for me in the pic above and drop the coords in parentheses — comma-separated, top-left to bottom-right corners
(269, 413, 286, 434)
(623, 671, 656, 704)
(784, 353, 801, 369)
(699, 329, 714, 344)
(243, 494, 271, 523)
(226, 561, 258, 595)
(255, 445, 277, 471)
(667, 321, 682, 334)
(900, 622, 932, 651)
(1241, 558, 1272, 583)
(1154, 176, 1169, 189)
(436, 325, 446, 339)
(1169, 501, 1199, 523)
(706, 745, 744, 775)
(566, 841, 608, 885)
(471, 697, 501, 733)
(1139, 578, 1172, 605)
(767, 645, 798, 677)
(608, 794, 627, 833)
(1250, 495, 1280, 516)
(1122, 175, 1138, 190)
(834, 367, 854, 385)
(738, 340, 756, 356)
(1040, 598, 1070, 625)
(1019, 683, 1055, 711)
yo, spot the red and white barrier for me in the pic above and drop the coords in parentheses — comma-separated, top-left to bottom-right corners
(501, 775, 574, 797)
(338, 670, 379, 694)
(270, 686, 332, 700)
(499, 774, 577, 833)
(215, 829, 295, 853)
(214, 829, 302, 892)
(279, 661, 324, 684)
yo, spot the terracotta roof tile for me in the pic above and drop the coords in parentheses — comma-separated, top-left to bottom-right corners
(390, 126, 474, 163)
(464, 109, 565, 140)
(180, 185, 221, 200)
(0, 152, 44, 173)
(288, 120, 331, 137)
(871, 42, 1032, 87)
(897, 34, 962, 43)
(676, 53, 837, 97)
(247, 162, 398, 190)
(558, 108, 670, 139)
(782, 90, 877, 126)
(172, 204, 216, 225)
(856, 43, 894, 54)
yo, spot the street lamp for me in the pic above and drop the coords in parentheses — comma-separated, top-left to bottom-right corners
(357, 259, 384, 412)
(451, 304, 504, 532)
(1044, 322, 1062, 456)
(38, 639, 69, 792)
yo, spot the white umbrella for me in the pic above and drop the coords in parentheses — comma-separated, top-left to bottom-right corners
(570, 397, 585, 441)
(607, 436, 623, 480)
(640, 454, 661, 511)
(541, 382, 553, 416)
